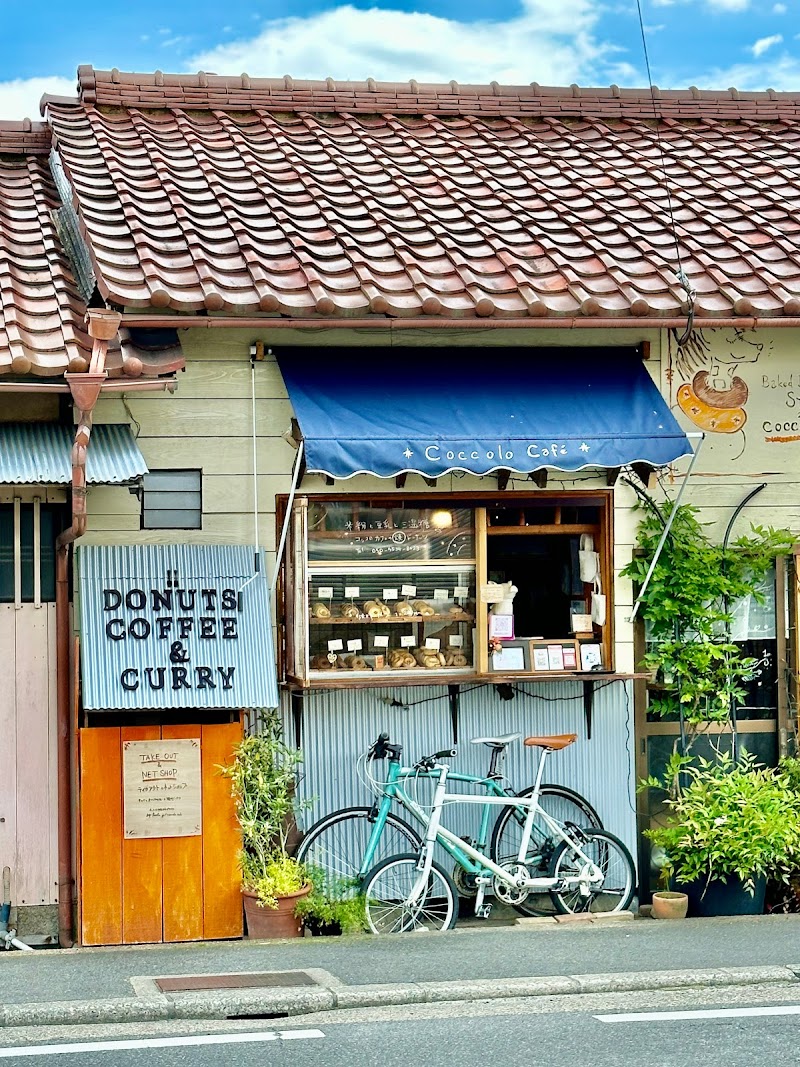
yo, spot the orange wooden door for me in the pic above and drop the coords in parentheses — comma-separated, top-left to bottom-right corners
(79, 722, 242, 946)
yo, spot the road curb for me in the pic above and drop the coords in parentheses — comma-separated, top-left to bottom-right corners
(1, 965, 797, 1028)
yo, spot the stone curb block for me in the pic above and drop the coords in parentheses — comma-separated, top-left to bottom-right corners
(1, 965, 797, 1028)
(1, 999, 173, 1028)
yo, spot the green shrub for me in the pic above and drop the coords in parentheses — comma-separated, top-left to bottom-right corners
(645, 751, 800, 892)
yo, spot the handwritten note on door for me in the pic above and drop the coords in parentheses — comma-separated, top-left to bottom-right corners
(122, 739, 202, 839)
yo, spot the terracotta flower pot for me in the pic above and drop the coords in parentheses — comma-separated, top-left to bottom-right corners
(242, 884, 311, 939)
(651, 890, 689, 920)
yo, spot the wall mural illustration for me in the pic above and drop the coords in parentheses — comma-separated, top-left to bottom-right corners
(666, 328, 800, 472)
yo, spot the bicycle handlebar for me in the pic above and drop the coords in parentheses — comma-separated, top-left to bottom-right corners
(368, 734, 455, 768)
(368, 732, 402, 762)
(414, 748, 457, 771)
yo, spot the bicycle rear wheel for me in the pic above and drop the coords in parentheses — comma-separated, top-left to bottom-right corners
(296, 807, 422, 896)
(363, 854, 458, 934)
(489, 785, 603, 917)
(549, 829, 635, 915)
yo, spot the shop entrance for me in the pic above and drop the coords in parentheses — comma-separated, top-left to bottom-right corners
(79, 721, 243, 945)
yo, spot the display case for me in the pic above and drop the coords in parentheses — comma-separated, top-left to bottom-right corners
(280, 491, 615, 687)
(285, 500, 476, 682)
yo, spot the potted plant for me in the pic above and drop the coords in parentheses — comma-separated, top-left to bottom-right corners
(294, 867, 368, 936)
(219, 718, 312, 938)
(644, 750, 800, 916)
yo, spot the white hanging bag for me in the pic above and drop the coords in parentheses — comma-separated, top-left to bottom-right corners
(591, 575, 607, 628)
(579, 533, 600, 584)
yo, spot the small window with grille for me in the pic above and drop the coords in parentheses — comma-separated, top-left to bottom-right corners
(141, 469, 202, 530)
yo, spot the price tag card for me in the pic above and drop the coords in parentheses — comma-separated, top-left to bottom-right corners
(433, 589, 448, 602)
(454, 586, 469, 599)
(317, 586, 334, 600)
(382, 588, 398, 600)
(347, 639, 363, 652)
(327, 639, 343, 651)
(400, 635, 416, 648)
(449, 635, 464, 647)
(401, 584, 417, 597)
(344, 586, 360, 599)
(373, 635, 390, 648)
(425, 638, 441, 651)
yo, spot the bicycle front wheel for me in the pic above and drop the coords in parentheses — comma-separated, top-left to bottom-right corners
(489, 784, 603, 917)
(296, 807, 422, 896)
(363, 854, 458, 934)
(549, 829, 635, 915)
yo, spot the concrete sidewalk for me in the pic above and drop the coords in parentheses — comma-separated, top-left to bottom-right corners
(1, 915, 800, 1028)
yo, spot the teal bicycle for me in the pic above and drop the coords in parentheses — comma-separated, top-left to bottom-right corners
(296, 731, 603, 917)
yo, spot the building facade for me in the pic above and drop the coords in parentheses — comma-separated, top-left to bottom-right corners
(1, 71, 799, 943)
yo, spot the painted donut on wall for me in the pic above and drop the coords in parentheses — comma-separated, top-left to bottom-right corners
(677, 370, 748, 433)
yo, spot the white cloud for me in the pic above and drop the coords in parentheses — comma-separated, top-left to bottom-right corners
(694, 53, 800, 90)
(773, 3, 787, 12)
(750, 33, 782, 56)
(0, 75, 76, 121)
(707, 0, 749, 9)
(188, 1, 620, 87)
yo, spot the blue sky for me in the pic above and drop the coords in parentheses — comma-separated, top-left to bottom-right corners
(1, 0, 798, 119)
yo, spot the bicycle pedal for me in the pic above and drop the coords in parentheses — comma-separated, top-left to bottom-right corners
(475, 904, 493, 919)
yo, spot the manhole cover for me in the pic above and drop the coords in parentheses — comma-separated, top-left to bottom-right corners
(155, 971, 316, 992)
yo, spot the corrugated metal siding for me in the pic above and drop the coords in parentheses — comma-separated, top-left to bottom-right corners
(285, 679, 637, 864)
(0, 424, 147, 485)
(77, 544, 279, 711)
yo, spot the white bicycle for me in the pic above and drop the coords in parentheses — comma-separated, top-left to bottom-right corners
(361, 733, 636, 933)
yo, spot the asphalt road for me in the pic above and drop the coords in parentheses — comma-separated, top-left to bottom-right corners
(1, 983, 800, 1066)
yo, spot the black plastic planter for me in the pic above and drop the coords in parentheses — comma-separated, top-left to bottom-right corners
(680, 874, 766, 917)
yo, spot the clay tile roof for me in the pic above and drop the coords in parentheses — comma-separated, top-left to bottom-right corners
(41, 67, 800, 321)
(0, 121, 93, 375)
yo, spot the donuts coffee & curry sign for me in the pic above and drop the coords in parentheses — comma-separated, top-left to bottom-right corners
(77, 545, 279, 712)
(101, 582, 240, 695)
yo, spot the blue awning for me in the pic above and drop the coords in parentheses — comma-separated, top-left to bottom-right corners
(277, 347, 692, 479)
(0, 423, 148, 485)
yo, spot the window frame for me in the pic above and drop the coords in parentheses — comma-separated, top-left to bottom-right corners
(277, 488, 615, 687)
(140, 468, 203, 531)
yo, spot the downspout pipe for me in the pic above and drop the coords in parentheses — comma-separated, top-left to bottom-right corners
(54, 309, 119, 948)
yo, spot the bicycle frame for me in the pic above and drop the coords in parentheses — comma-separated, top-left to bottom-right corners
(362, 748, 601, 895)
(414, 769, 602, 897)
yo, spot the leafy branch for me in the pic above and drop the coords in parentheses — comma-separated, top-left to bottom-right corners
(621, 500, 791, 735)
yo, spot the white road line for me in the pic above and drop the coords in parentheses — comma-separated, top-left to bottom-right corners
(0, 1029, 325, 1058)
(597, 1005, 800, 1023)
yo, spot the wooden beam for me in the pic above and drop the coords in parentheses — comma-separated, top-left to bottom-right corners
(529, 470, 548, 488)
(497, 470, 511, 491)
(424, 477, 438, 487)
(395, 473, 408, 489)
(606, 467, 621, 487)
(630, 462, 656, 489)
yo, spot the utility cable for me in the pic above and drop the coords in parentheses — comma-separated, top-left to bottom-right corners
(634, 0, 696, 345)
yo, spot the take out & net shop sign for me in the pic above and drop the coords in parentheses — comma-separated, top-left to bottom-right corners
(77, 545, 279, 711)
